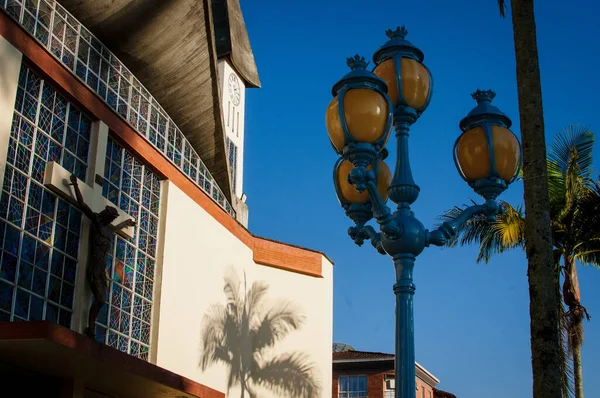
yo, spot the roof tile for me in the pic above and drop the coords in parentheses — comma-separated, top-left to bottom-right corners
(332, 350, 395, 360)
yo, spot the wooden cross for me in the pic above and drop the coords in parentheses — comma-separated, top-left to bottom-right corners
(43, 161, 135, 238)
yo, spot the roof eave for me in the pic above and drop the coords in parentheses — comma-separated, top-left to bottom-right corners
(56, 0, 235, 204)
(213, 0, 261, 88)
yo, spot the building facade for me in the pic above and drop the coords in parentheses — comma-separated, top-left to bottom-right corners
(332, 350, 457, 398)
(0, 1, 333, 397)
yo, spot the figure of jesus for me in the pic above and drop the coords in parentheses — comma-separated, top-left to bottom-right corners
(69, 174, 136, 338)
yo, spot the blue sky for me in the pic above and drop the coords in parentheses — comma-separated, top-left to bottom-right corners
(241, 0, 600, 397)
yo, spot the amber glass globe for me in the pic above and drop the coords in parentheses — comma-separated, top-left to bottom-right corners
(326, 88, 391, 153)
(373, 57, 431, 110)
(456, 125, 521, 182)
(335, 159, 392, 204)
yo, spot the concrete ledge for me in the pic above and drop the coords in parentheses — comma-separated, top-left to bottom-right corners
(0, 321, 224, 398)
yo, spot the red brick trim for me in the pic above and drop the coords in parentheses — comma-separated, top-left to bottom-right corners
(0, 321, 224, 398)
(253, 237, 323, 277)
(0, 11, 329, 277)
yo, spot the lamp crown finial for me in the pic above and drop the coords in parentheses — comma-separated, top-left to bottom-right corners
(346, 54, 369, 70)
(386, 26, 408, 40)
(472, 89, 496, 104)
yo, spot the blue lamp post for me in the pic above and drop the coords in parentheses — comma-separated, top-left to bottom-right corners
(326, 27, 522, 398)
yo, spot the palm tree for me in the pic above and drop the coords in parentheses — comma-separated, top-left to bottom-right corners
(496, 1, 563, 397)
(440, 127, 600, 398)
(199, 268, 321, 398)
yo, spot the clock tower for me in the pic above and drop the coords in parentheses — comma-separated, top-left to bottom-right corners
(212, 0, 260, 226)
(218, 61, 246, 199)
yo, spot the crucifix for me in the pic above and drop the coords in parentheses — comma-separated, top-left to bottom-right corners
(44, 161, 136, 338)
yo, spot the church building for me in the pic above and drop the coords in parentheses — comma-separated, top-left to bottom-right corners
(0, 1, 333, 397)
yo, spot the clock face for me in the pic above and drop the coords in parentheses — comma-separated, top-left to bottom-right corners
(228, 74, 241, 106)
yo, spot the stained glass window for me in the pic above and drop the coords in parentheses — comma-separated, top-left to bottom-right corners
(226, 137, 238, 193)
(0, 64, 91, 325)
(95, 137, 161, 360)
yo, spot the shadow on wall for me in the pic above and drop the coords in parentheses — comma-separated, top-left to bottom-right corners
(199, 267, 321, 398)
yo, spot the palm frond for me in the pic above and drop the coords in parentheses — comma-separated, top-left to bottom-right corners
(497, 0, 506, 17)
(548, 125, 594, 181)
(547, 126, 595, 220)
(199, 303, 230, 370)
(566, 305, 591, 353)
(572, 180, 600, 266)
(476, 207, 524, 262)
(246, 280, 270, 321)
(555, 260, 575, 398)
(438, 201, 524, 263)
(492, 203, 526, 248)
(223, 267, 242, 319)
(559, 303, 575, 397)
(438, 199, 492, 248)
(574, 240, 600, 267)
(245, 382, 258, 398)
(252, 301, 305, 352)
(253, 352, 321, 398)
(200, 268, 315, 398)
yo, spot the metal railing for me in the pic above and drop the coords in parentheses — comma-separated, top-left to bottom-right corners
(1, 0, 235, 216)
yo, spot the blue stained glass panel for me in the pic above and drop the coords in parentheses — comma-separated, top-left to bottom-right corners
(1, 254, 18, 283)
(21, 235, 36, 265)
(27, 181, 43, 210)
(0, 65, 89, 326)
(14, 289, 30, 318)
(99, 137, 160, 359)
(48, 276, 61, 303)
(58, 308, 71, 328)
(0, 281, 14, 312)
(29, 295, 44, 320)
(7, 198, 24, 226)
(0, 193, 9, 220)
(45, 303, 58, 323)
(17, 263, 33, 290)
(63, 259, 76, 284)
(32, 268, 47, 296)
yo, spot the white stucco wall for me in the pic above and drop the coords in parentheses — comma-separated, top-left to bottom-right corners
(155, 182, 333, 397)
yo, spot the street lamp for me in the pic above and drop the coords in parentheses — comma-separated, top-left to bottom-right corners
(325, 27, 521, 398)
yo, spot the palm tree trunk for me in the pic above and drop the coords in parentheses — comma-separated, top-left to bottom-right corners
(573, 343, 584, 398)
(509, 1, 562, 397)
(564, 254, 584, 398)
(555, 259, 574, 398)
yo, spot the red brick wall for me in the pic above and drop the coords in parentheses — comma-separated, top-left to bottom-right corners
(332, 374, 339, 397)
(417, 378, 434, 398)
(368, 372, 385, 397)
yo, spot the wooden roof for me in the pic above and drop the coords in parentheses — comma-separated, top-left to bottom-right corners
(57, 0, 260, 202)
(212, 0, 261, 87)
(433, 387, 458, 398)
(333, 350, 395, 361)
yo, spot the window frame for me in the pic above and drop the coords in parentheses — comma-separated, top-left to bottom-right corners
(338, 375, 368, 398)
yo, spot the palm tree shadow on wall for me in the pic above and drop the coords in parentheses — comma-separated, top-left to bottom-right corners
(199, 267, 321, 398)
